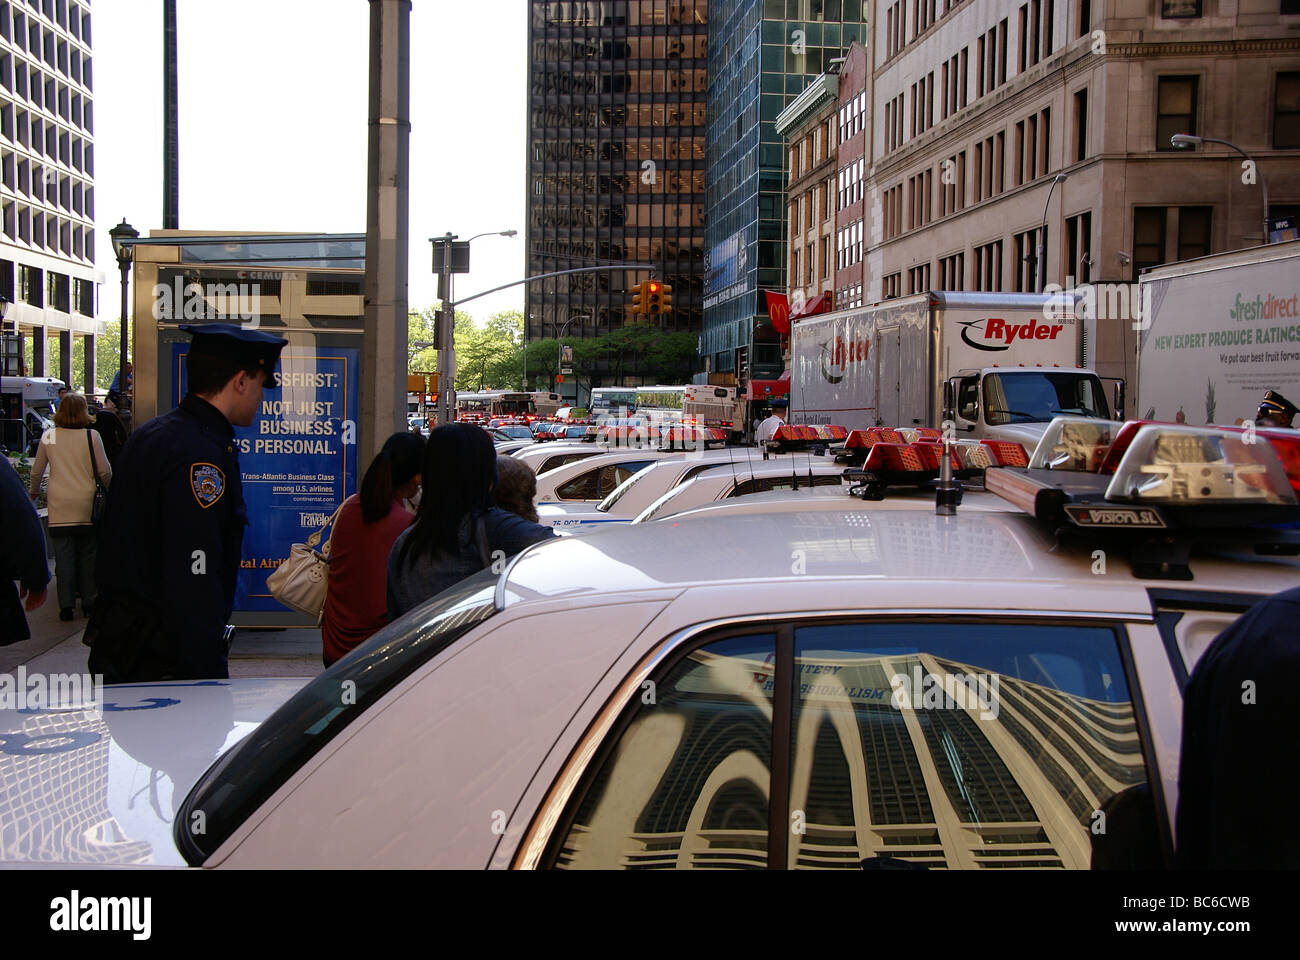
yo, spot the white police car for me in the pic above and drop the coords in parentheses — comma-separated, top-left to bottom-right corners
(631, 459, 851, 523)
(534, 448, 679, 504)
(4, 422, 1298, 869)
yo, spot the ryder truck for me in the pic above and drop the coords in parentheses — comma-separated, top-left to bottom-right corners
(789, 291, 1123, 447)
(1137, 240, 1300, 427)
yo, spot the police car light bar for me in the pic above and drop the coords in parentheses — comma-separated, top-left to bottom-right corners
(986, 424, 1300, 578)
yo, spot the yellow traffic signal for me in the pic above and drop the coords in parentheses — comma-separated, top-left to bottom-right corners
(646, 281, 662, 315)
(631, 281, 645, 315)
(660, 283, 673, 314)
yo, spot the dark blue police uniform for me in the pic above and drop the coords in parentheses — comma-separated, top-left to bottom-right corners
(1175, 584, 1300, 868)
(87, 324, 286, 682)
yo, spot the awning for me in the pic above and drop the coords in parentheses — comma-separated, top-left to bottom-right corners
(746, 370, 791, 401)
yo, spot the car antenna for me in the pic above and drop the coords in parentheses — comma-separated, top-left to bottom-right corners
(936, 427, 960, 516)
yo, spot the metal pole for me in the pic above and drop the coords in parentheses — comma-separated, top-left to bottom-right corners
(435, 232, 456, 425)
(119, 260, 128, 419)
(360, 0, 411, 464)
(162, 0, 179, 229)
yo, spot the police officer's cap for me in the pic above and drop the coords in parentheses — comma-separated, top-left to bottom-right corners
(1258, 390, 1298, 420)
(181, 322, 287, 374)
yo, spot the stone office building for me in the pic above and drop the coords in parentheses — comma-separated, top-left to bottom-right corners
(860, 0, 1300, 384)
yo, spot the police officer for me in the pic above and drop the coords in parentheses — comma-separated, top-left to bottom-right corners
(1256, 389, 1297, 429)
(1176, 584, 1300, 868)
(86, 323, 287, 682)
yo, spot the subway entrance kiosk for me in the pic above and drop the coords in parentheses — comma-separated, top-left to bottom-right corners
(131, 232, 368, 628)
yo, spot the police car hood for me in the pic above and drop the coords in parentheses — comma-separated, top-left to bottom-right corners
(0, 678, 307, 867)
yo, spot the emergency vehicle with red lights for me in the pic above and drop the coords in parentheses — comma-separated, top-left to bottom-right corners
(790, 292, 1125, 448)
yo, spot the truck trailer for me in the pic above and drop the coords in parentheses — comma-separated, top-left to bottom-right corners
(1137, 240, 1300, 427)
(789, 291, 1123, 447)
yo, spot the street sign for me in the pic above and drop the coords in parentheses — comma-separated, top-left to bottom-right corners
(431, 240, 471, 275)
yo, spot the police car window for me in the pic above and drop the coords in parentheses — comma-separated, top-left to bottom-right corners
(552, 632, 776, 869)
(541, 452, 592, 474)
(603, 460, 652, 496)
(555, 467, 601, 500)
(788, 621, 1157, 870)
(176, 567, 501, 866)
(598, 466, 651, 512)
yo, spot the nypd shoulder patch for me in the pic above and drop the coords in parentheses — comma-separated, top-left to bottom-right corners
(191, 462, 226, 509)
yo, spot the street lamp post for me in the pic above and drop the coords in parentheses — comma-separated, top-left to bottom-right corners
(430, 229, 516, 425)
(1037, 173, 1068, 292)
(1171, 134, 1270, 246)
(109, 218, 138, 422)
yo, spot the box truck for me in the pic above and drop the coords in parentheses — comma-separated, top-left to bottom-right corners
(1137, 240, 1300, 427)
(789, 291, 1123, 447)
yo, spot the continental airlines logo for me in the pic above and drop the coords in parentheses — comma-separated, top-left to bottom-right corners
(958, 317, 1066, 352)
(819, 334, 870, 384)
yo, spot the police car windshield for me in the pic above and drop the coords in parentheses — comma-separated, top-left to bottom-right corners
(176, 567, 500, 865)
(984, 372, 1109, 425)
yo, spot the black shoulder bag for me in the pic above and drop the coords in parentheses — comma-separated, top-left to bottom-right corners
(85, 429, 108, 525)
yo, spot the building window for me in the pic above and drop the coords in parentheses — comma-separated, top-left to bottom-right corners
(1274, 72, 1300, 149)
(1133, 207, 1168, 278)
(1161, 0, 1202, 17)
(908, 262, 931, 294)
(1156, 76, 1198, 149)
(883, 272, 901, 299)
(1073, 88, 1088, 162)
(1177, 206, 1213, 261)
(1079, 0, 1091, 37)
(940, 251, 964, 290)
(19, 264, 42, 306)
(1067, 211, 1093, 283)
(1013, 228, 1045, 292)
(974, 239, 1003, 291)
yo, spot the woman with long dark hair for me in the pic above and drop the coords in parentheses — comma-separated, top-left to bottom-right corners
(387, 423, 555, 618)
(321, 431, 425, 666)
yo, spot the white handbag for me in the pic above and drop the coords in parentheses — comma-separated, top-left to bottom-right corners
(265, 502, 345, 622)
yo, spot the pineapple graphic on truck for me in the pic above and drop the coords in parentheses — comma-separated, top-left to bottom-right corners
(790, 291, 1124, 447)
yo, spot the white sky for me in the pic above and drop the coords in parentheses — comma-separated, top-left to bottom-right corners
(94, 0, 527, 325)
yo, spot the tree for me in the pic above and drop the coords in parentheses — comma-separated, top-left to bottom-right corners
(408, 308, 438, 374)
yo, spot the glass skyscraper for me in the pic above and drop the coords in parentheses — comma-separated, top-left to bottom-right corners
(526, 1, 708, 395)
(703, 0, 866, 380)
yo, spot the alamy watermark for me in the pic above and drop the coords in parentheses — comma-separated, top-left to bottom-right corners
(152, 276, 262, 327)
(1043, 275, 1151, 330)
(0, 667, 103, 712)
(889, 664, 1001, 720)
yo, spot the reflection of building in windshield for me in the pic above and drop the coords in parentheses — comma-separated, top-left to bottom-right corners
(0, 711, 153, 864)
(556, 648, 1145, 870)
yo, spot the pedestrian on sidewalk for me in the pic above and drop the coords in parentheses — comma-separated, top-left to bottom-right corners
(321, 431, 424, 668)
(387, 424, 556, 620)
(26, 392, 111, 622)
(0, 453, 49, 644)
(87, 323, 286, 683)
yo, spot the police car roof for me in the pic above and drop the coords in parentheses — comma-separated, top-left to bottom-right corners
(502, 508, 1300, 612)
(664, 486, 1016, 520)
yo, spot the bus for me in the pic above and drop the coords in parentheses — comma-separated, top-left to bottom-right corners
(589, 387, 638, 418)
(590, 384, 740, 432)
(455, 390, 537, 420)
(529, 391, 563, 418)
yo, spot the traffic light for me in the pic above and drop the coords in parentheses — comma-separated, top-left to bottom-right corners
(646, 281, 662, 315)
(631, 281, 645, 315)
(659, 283, 673, 314)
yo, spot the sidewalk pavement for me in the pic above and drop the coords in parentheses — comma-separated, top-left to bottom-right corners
(2, 592, 325, 680)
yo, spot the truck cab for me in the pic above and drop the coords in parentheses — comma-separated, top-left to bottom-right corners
(944, 367, 1119, 446)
